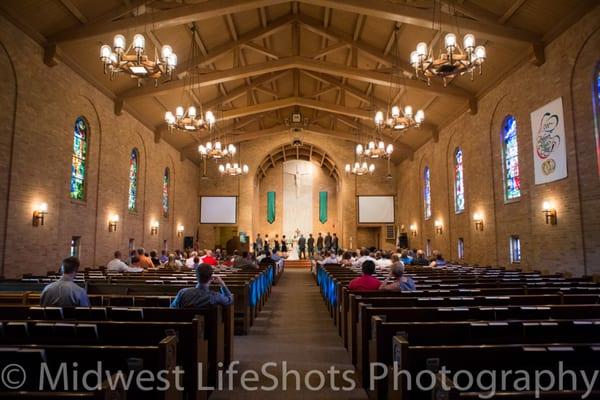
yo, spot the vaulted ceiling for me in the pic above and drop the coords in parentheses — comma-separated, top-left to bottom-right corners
(0, 0, 595, 164)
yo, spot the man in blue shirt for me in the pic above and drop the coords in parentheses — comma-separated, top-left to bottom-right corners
(41, 257, 90, 307)
(170, 263, 233, 308)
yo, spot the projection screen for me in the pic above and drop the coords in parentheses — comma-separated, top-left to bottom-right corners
(357, 196, 395, 223)
(200, 196, 237, 224)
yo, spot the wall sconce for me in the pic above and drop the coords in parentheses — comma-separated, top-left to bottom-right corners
(434, 220, 443, 235)
(473, 212, 484, 231)
(542, 201, 557, 225)
(177, 224, 184, 237)
(108, 214, 119, 232)
(150, 221, 159, 235)
(32, 202, 48, 227)
(409, 224, 417, 237)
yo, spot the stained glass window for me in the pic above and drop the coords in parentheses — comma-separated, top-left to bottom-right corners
(502, 115, 521, 200)
(128, 149, 139, 211)
(70, 117, 89, 200)
(162, 168, 170, 217)
(454, 148, 465, 213)
(424, 166, 431, 220)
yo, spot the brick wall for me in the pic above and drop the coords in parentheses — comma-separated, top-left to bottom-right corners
(0, 16, 199, 278)
(396, 6, 600, 276)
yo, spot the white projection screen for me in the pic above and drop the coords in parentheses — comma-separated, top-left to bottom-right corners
(358, 196, 395, 223)
(200, 196, 237, 224)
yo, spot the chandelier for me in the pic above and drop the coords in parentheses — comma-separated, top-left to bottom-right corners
(409, 1, 486, 86)
(219, 162, 249, 177)
(345, 161, 375, 176)
(375, 25, 425, 133)
(100, 34, 177, 87)
(165, 26, 216, 133)
(356, 141, 393, 159)
(198, 141, 237, 160)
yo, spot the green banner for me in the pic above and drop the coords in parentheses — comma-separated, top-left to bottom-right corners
(267, 191, 276, 224)
(319, 191, 328, 224)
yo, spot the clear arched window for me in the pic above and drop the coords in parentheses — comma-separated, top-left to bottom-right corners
(128, 149, 139, 211)
(70, 117, 89, 200)
(162, 167, 170, 217)
(501, 115, 521, 200)
(424, 166, 431, 220)
(454, 147, 465, 213)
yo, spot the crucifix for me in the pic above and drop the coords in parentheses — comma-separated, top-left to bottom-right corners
(286, 165, 309, 197)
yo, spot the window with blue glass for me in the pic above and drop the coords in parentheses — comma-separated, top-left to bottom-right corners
(128, 149, 139, 211)
(454, 147, 465, 213)
(70, 117, 89, 200)
(501, 115, 521, 201)
(424, 166, 431, 219)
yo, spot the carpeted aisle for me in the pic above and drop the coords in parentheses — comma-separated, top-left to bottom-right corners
(210, 268, 368, 399)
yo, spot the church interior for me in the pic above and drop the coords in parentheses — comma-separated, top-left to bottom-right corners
(0, 0, 599, 398)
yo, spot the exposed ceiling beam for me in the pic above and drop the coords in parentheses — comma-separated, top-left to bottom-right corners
(56, 0, 88, 24)
(306, 41, 349, 59)
(299, 0, 541, 45)
(119, 56, 474, 101)
(499, 0, 528, 24)
(48, 0, 289, 43)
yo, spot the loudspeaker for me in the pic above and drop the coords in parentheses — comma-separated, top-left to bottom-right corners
(398, 232, 409, 249)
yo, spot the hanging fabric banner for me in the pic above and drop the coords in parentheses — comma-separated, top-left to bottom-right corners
(319, 191, 328, 223)
(267, 191, 276, 224)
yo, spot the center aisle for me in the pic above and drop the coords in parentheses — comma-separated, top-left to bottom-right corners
(211, 268, 368, 399)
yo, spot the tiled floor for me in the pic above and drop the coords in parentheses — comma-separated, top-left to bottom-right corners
(210, 268, 368, 399)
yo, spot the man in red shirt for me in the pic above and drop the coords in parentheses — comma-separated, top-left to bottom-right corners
(348, 260, 381, 291)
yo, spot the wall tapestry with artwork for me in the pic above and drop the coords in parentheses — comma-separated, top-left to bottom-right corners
(530, 97, 568, 184)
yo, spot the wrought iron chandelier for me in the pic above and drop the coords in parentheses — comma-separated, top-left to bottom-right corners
(409, 0, 486, 86)
(356, 141, 393, 159)
(345, 161, 375, 176)
(165, 26, 215, 133)
(99, 34, 177, 87)
(198, 141, 237, 160)
(219, 161, 249, 177)
(375, 25, 424, 133)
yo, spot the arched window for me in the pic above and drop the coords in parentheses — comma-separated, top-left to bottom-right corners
(162, 167, 170, 217)
(454, 147, 465, 213)
(70, 117, 89, 200)
(423, 166, 431, 220)
(128, 149, 139, 211)
(501, 115, 521, 200)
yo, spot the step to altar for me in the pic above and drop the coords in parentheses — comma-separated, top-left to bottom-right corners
(284, 259, 312, 269)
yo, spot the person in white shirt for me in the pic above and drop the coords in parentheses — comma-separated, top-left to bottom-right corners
(106, 251, 130, 272)
(186, 251, 198, 269)
(107, 251, 143, 272)
(375, 251, 393, 269)
(321, 251, 339, 265)
(353, 248, 377, 268)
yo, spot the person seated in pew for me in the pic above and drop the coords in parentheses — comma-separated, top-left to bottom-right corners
(376, 251, 393, 269)
(230, 250, 257, 270)
(352, 248, 377, 268)
(163, 254, 184, 270)
(412, 250, 429, 266)
(186, 251, 198, 269)
(106, 251, 142, 272)
(127, 256, 144, 272)
(170, 263, 233, 308)
(41, 257, 90, 307)
(159, 250, 169, 264)
(150, 250, 161, 267)
(321, 250, 339, 265)
(348, 260, 381, 291)
(429, 252, 447, 267)
(136, 248, 154, 269)
(340, 251, 353, 267)
(201, 250, 218, 266)
(380, 256, 416, 292)
(259, 251, 276, 267)
(400, 249, 413, 266)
